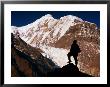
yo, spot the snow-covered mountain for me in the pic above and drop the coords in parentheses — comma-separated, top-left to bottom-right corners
(12, 14, 99, 76)
(12, 14, 84, 46)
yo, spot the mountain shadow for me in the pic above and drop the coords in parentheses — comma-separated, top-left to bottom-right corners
(11, 33, 58, 77)
(47, 63, 92, 77)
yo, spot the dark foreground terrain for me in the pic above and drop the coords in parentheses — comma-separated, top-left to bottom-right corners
(11, 33, 92, 77)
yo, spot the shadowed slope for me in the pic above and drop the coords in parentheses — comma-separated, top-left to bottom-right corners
(47, 63, 92, 77)
(11, 33, 58, 77)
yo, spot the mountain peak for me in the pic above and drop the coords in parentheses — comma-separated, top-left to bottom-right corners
(44, 14, 53, 17)
(60, 15, 83, 22)
(40, 14, 54, 20)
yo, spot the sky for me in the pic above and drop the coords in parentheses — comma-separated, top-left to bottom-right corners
(11, 11, 100, 28)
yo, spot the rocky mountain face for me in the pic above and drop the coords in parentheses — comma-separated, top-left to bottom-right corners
(54, 22, 100, 76)
(12, 14, 100, 76)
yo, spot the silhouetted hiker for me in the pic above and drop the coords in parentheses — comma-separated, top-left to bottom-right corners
(67, 40, 81, 66)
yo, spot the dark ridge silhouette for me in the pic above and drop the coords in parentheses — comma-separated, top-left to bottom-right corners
(12, 46, 43, 76)
(47, 63, 92, 77)
(11, 56, 27, 76)
(11, 33, 58, 77)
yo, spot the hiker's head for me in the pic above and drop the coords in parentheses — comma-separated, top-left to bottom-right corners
(73, 40, 77, 44)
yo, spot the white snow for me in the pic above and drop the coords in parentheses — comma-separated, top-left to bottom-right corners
(11, 26, 18, 34)
(40, 45, 76, 67)
(48, 19, 58, 29)
(41, 31, 50, 42)
(60, 15, 83, 22)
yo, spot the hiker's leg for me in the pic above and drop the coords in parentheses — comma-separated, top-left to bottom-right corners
(67, 53, 72, 63)
(74, 56, 78, 66)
